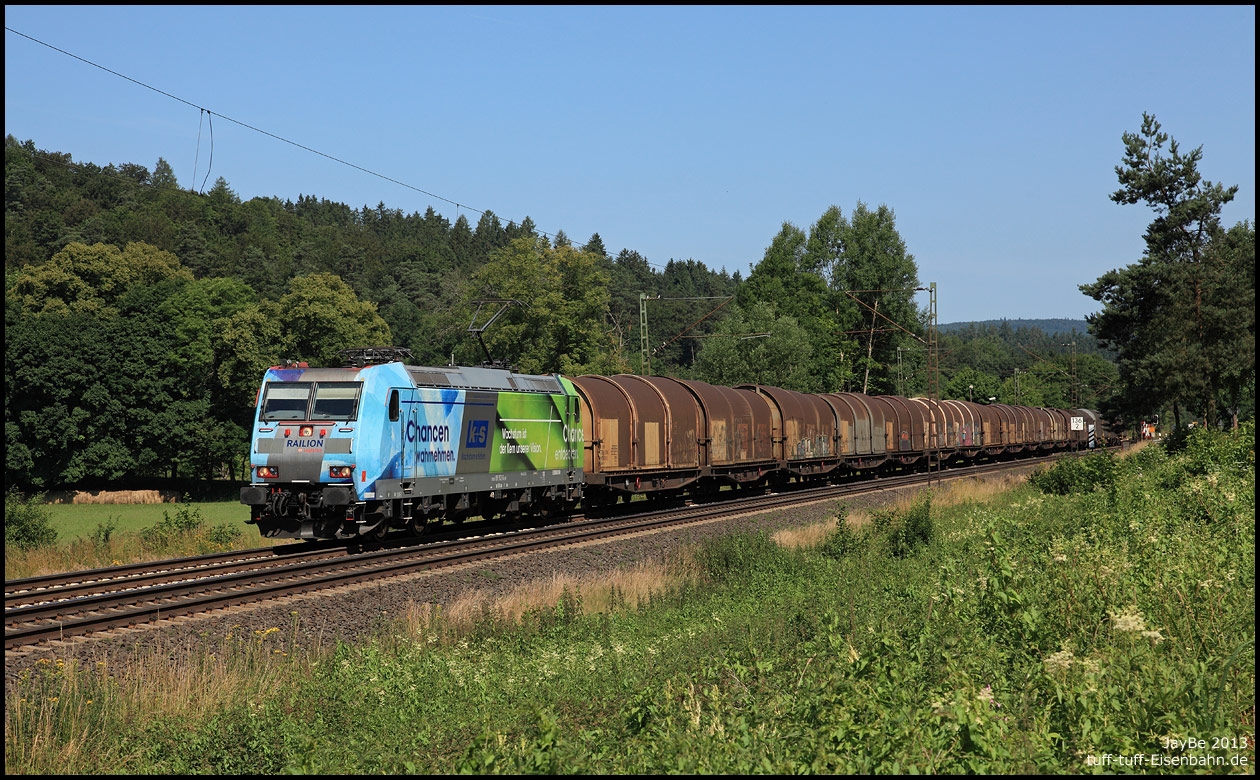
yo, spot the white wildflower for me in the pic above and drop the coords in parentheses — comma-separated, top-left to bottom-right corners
(1109, 606, 1147, 633)
(1044, 649, 1075, 673)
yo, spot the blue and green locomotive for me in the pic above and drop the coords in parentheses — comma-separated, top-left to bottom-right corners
(240, 348, 584, 540)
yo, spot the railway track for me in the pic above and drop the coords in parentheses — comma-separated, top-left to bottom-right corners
(5, 455, 1056, 650)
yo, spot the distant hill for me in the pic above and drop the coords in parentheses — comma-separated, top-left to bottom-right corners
(938, 318, 1089, 336)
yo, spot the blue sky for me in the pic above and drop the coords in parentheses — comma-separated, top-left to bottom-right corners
(5, 5, 1255, 324)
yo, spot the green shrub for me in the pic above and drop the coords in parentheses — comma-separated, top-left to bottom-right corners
(1029, 451, 1117, 495)
(870, 493, 934, 558)
(91, 516, 120, 547)
(1181, 419, 1255, 476)
(140, 497, 206, 547)
(695, 531, 786, 584)
(1125, 439, 1169, 471)
(206, 523, 243, 547)
(819, 506, 865, 560)
(4, 488, 57, 550)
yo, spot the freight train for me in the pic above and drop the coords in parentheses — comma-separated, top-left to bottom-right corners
(240, 347, 1111, 541)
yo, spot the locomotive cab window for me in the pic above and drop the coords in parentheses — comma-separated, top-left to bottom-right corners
(311, 382, 362, 421)
(260, 383, 313, 421)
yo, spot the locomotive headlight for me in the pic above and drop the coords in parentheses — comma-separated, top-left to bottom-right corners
(329, 465, 354, 479)
(300, 426, 314, 438)
(257, 466, 279, 478)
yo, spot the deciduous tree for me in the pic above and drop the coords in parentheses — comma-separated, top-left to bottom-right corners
(467, 237, 623, 376)
(271, 273, 392, 368)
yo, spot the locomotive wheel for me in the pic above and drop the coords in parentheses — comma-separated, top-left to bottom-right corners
(407, 514, 430, 536)
(480, 496, 508, 521)
(360, 508, 388, 540)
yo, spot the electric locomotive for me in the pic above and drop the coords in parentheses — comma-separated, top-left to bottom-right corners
(240, 347, 584, 540)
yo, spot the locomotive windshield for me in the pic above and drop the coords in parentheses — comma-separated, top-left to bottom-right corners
(260, 381, 362, 422)
(311, 382, 361, 421)
(260, 383, 311, 421)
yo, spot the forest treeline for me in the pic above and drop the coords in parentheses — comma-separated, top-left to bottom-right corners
(6, 119, 1245, 490)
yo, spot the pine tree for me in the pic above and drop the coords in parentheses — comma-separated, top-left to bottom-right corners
(1081, 113, 1249, 429)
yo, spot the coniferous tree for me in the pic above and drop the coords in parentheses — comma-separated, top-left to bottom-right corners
(1081, 113, 1250, 429)
(582, 232, 608, 260)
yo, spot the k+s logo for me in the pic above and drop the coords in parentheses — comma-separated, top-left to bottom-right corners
(466, 419, 489, 448)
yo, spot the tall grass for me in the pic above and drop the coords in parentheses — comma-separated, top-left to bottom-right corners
(6, 615, 313, 774)
(5, 425, 1254, 773)
(405, 556, 701, 633)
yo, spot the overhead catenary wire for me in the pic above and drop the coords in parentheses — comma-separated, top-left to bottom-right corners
(193, 108, 214, 194)
(5, 25, 699, 270)
(5, 29, 473, 216)
(646, 296, 734, 356)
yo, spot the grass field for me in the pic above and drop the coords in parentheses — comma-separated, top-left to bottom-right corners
(5, 500, 283, 581)
(42, 501, 254, 543)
